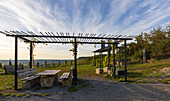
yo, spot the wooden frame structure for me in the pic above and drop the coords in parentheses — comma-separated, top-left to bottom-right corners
(0, 31, 134, 90)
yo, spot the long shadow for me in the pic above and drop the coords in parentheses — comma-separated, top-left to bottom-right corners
(127, 72, 143, 77)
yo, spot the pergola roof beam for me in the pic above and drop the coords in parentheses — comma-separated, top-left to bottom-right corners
(6, 34, 133, 40)
(28, 41, 119, 44)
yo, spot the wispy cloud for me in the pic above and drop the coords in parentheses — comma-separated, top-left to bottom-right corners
(0, 0, 169, 59)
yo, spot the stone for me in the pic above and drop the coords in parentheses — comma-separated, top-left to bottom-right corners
(22, 81, 31, 90)
(22, 77, 40, 90)
(103, 67, 111, 73)
(108, 69, 112, 75)
(40, 76, 55, 87)
(96, 68, 103, 74)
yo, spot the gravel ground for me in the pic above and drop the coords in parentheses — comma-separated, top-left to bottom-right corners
(2, 77, 170, 101)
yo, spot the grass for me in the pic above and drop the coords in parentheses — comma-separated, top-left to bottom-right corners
(2, 93, 11, 98)
(10, 93, 17, 97)
(33, 93, 43, 96)
(67, 79, 91, 93)
(117, 58, 170, 84)
(16, 93, 25, 97)
(0, 58, 169, 94)
(33, 92, 50, 97)
(24, 94, 31, 98)
(43, 92, 50, 96)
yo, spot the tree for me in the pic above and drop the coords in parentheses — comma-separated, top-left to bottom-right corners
(68, 61, 73, 66)
(9, 59, 12, 65)
(0, 63, 2, 68)
(19, 63, 22, 65)
(28, 61, 30, 67)
(44, 61, 47, 68)
(50, 62, 54, 67)
(55, 61, 60, 67)
(36, 62, 39, 68)
(96, 59, 100, 68)
(103, 55, 108, 67)
(62, 60, 67, 66)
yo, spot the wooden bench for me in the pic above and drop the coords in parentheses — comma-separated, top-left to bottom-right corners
(17, 68, 40, 89)
(4, 65, 23, 73)
(59, 67, 73, 86)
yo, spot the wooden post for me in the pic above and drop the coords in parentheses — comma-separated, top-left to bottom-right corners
(100, 52, 102, 68)
(94, 52, 96, 66)
(124, 40, 127, 82)
(30, 42, 32, 68)
(108, 40, 111, 67)
(112, 44, 116, 75)
(15, 36, 18, 90)
(74, 38, 77, 85)
(119, 47, 121, 68)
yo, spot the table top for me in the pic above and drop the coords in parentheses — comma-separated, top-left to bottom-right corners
(36, 70, 61, 76)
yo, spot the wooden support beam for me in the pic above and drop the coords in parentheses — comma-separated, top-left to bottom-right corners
(100, 52, 102, 68)
(73, 38, 77, 85)
(15, 36, 18, 90)
(108, 40, 111, 67)
(6, 34, 133, 40)
(30, 42, 32, 68)
(124, 40, 127, 82)
(112, 44, 116, 75)
(94, 52, 96, 66)
(119, 48, 121, 68)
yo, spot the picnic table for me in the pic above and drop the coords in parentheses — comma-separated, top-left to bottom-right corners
(36, 70, 61, 87)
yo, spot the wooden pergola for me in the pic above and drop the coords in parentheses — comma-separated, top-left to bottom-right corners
(0, 31, 134, 90)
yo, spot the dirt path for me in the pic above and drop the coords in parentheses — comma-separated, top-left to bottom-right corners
(2, 77, 170, 101)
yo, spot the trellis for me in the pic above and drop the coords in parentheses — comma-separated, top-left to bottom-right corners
(0, 30, 134, 90)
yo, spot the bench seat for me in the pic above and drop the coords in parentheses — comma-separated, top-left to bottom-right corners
(59, 67, 73, 86)
(59, 72, 70, 80)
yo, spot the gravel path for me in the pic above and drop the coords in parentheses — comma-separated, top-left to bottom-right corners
(2, 77, 170, 101)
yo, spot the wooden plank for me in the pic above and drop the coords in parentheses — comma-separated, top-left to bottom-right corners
(19, 72, 35, 79)
(36, 70, 61, 76)
(5, 65, 23, 73)
(18, 70, 36, 76)
(17, 68, 36, 73)
(22, 76, 39, 81)
(59, 72, 70, 80)
(18, 70, 37, 79)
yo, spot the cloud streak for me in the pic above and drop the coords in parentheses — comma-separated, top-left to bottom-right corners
(0, 0, 169, 59)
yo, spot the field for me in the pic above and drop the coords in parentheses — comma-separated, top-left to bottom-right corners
(0, 58, 169, 95)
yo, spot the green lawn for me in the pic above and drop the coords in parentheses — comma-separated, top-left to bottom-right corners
(118, 58, 170, 84)
(0, 58, 169, 93)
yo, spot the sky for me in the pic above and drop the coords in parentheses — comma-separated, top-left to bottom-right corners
(0, 0, 170, 60)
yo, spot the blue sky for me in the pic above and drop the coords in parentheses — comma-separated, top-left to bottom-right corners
(0, 0, 170, 60)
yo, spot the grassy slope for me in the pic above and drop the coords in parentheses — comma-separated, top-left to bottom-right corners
(0, 58, 169, 93)
(120, 58, 170, 83)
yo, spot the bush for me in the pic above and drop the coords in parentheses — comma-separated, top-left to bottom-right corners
(0, 63, 2, 68)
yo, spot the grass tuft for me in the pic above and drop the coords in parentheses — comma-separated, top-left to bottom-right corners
(16, 93, 25, 97)
(24, 94, 31, 98)
(43, 92, 50, 96)
(33, 93, 43, 97)
(2, 93, 11, 98)
(10, 93, 17, 97)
